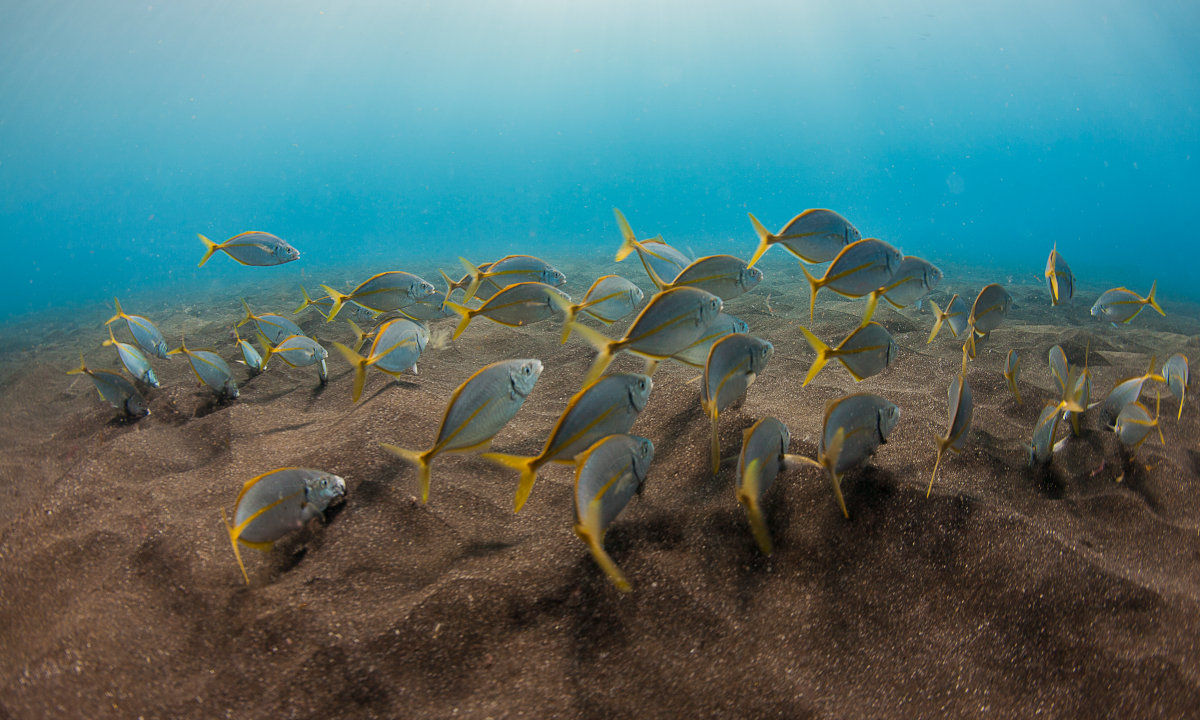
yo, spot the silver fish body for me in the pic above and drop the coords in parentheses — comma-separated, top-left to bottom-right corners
(799, 321, 896, 385)
(578, 275, 644, 324)
(881, 256, 943, 308)
(703, 332, 774, 472)
(1090, 283, 1164, 324)
(820, 393, 900, 476)
(801, 238, 903, 320)
(969, 283, 1013, 335)
(1044, 246, 1073, 305)
(107, 298, 169, 359)
(930, 373, 973, 496)
(573, 434, 655, 592)
(449, 281, 571, 339)
(671, 313, 748, 367)
(106, 330, 160, 387)
(368, 319, 428, 375)
(237, 338, 264, 373)
(199, 231, 299, 267)
(240, 300, 306, 345)
(1029, 401, 1063, 465)
(656, 255, 763, 301)
(324, 271, 439, 318)
(1048, 345, 1069, 394)
(69, 358, 150, 417)
(1113, 400, 1161, 449)
(747, 209, 861, 266)
(473, 255, 566, 291)
(183, 348, 239, 398)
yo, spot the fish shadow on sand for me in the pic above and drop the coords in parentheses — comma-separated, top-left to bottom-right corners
(362, 379, 420, 405)
(193, 394, 237, 419)
(104, 412, 149, 428)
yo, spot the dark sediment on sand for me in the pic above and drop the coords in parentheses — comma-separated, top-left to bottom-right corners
(1, 257, 1199, 719)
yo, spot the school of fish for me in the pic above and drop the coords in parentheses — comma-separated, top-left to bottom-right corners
(68, 216, 1186, 591)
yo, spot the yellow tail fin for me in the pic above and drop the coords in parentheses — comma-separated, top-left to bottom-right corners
(613, 208, 642, 262)
(577, 526, 631, 592)
(1146, 280, 1165, 317)
(458, 257, 484, 302)
(237, 298, 256, 329)
(799, 264, 821, 322)
(347, 320, 368, 353)
(332, 341, 370, 403)
(102, 325, 118, 347)
(66, 352, 88, 376)
(439, 269, 458, 301)
(569, 322, 616, 386)
(1007, 372, 1022, 404)
(737, 461, 773, 556)
(222, 508, 250, 585)
(926, 299, 945, 343)
(822, 427, 849, 519)
(928, 437, 948, 498)
(480, 452, 542, 512)
(708, 405, 721, 475)
(444, 301, 474, 340)
(319, 284, 351, 322)
(798, 326, 832, 387)
(1178, 383, 1186, 422)
(256, 331, 276, 370)
(380, 443, 435, 503)
(294, 286, 317, 315)
(106, 297, 125, 326)
(198, 234, 220, 268)
(745, 212, 773, 269)
(861, 289, 882, 326)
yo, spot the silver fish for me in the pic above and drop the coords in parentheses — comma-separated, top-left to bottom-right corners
(103, 325, 159, 387)
(671, 313, 748, 367)
(573, 434, 654, 592)
(460, 255, 566, 302)
(746, 209, 861, 267)
(263, 334, 329, 384)
(965, 284, 1013, 358)
(440, 261, 497, 300)
(1044, 244, 1073, 306)
(927, 293, 970, 343)
(1029, 401, 1064, 465)
(1113, 396, 1163, 450)
(238, 299, 306, 345)
(221, 468, 345, 584)
(446, 281, 571, 340)
(198, 231, 299, 267)
(395, 298, 457, 323)
(106, 298, 168, 359)
(1163, 353, 1189, 420)
(1048, 345, 1069, 395)
(568, 287, 723, 386)
(1063, 367, 1092, 436)
(295, 287, 378, 324)
(321, 271, 438, 320)
(879, 255, 943, 310)
(1102, 363, 1165, 425)
(800, 238, 903, 322)
(483, 372, 653, 512)
(703, 334, 773, 473)
(1091, 282, 1165, 324)
(233, 328, 264, 374)
(929, 373, 973, 496)
(647, 254, 763, 302)
(736, 417, 805, 555)
(169, 337, 239, 399)
(613, 208, 693, 281)
(333, 318, 428, 402)
(381, 359, 543, 502)
(560, 275, 644, 343)
(1004, 349, 1021, 403)
(816, 393, 900, 518)
(798, 322, 896, 386)
(67, 354, 149, 417)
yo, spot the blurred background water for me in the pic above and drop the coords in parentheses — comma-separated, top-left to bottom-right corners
(1, 0, 1197, 321)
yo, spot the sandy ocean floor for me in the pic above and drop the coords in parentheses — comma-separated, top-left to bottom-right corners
(1, 255, 1198, 719)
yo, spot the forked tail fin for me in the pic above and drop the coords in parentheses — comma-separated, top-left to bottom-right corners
(576, 525, 631, 592)
(822, 427, 848, 519)
(221, 508, 251, 585)
(480, 452, 542, 512)
(332, 341, 371, 403)
(745, 212, 773, 269)
(319, 285, 351, 322)
(444, 301, 474, 340)
(613, 208, 641, 262)
(798, 326, 832, 387)
(799, 264, 821, 322)
(380, 443, 435, 503)
(926, 299, 945, 344)
(106, 297, 125, 326)
(568, 322, 617, 386)
(198, 234, 220, 268)
(1146, 280, 1165, 317)
(458, 257, 484, 302)
(737, 458, 773, 555)
(66, 352, 88, 376)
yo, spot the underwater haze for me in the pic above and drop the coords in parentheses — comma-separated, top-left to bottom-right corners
(1, 0, 1198, 320)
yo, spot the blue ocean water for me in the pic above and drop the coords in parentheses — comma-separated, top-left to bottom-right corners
(1, 0, 1197, 322)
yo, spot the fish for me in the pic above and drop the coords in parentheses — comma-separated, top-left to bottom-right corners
(613, 208, 693, 282)
(394, 298, 457, 323)
(237, 299, 306, 345)
(1048, 345, 1069, 394)
(1004, 349, 1021, 403)
(168, 336, 239, 398)
(1163, 353, 1189, 420)
(294, 287, 378, 325)
(1090, 282, 1165, 324)
(105, 298, 169, 359)
(198, 231, 299, 268)
(320, 271, 439, 320)
(560, 275, 644, 343)
(745, 209, 861, 267)
(703, 334, 774, 473)
(332, 318, 428, 402)
(66, 353, 149, 417)
(380, 359, 543, 502)
(445, 281, 571, 340)
(645, 255, 763, 302)
(1112, 395, 1164, 451)
(964, 284, 1013, 357)
(799, 238, 903, 322)
(1029, 401, 1064, 465)
(440, 261, 497, 300)
(261, 334, 329, 384)
(103, 325, 159, 387)
(482, 373, 652, 512)
(232, 327, 263, 374)
(459, 255, 566, 302)
(929, 373, 973, 496)
(927, 293, 970, 343)
(863, 256, 944, 321)
(220, 468, 345, 584)
(798, 322, 896, 386)
(567, 287, 723, 386)
(736, 417, 808, 555)
(573, 434, 654, 592)
(1102, 360, 1165, 425)
(1044, 244, 1074, 306)
(1063, 364, 1092, 436)
(808, 393, 901, 518)
(670, 313, 748, 367)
